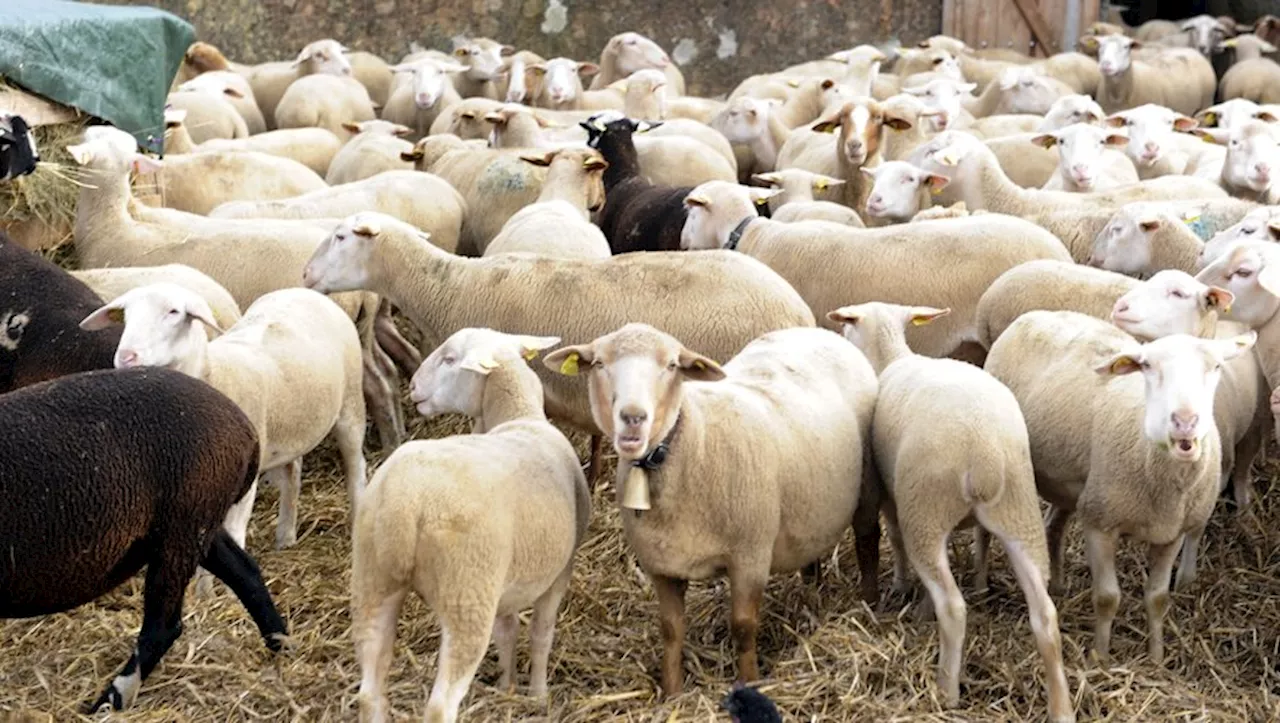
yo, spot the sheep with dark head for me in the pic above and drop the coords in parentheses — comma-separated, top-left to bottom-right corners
(0, 233, 120, 393)
(0, 366, 288, 712)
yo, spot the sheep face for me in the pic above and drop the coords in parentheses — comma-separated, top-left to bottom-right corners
(409, 328, 559, 419)
(812, 99, 912, 167)
(826, 302, 950, 360)
(713, 97, 771, 144)
(862, 161, 948, 222)
(609, 32, 672, 75)
(1089, 209, 1163, 274)
(295, 39, 351, 76)
(1095, 35, 1137, 76)
(538, 58, 599, 106)
(392, 59, 466, 110)
(1110, 270, 1232, 341)
(1195, 241, 1280, 327)
(1036, 123, 1128, 191)
(903, 78, 974, 132)
(78, 283, 219, 372)
(1040, 94, 1105, 132)
(544, 323, 724, 459)
(303, 214, 389, 294)
(1107, 104, 1198, 168)
(1097, 332, 1254, 461)
(1216, 121, 1280, 195)
(679, 181, 772, 250)
(453, 38, 514, 81)
(66, 128, 163, 176)
(749, 169, 844, 204)
(1200, 207, 1280, 267)
(1180, 15, 1228, 57)
(1195, 99, 1266, 131)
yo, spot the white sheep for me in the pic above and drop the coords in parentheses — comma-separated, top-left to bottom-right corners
(621, 68, 726, 124)
(70, 264, 242, 332)
(530, 57, 602, 110)
(827, 302, 1072, 723)
(1195, 120, 1280, 202)
(325, 120, 413, 185)
(1195, 98, 1274, 131)
(428, 96, 506, 139)
(749, 167, 861, 225)
(975, 259, 1139, 349)
(1219, 35, 1280, 104)
(209, 170, 465, 255)
(1085, 35, 1216, 115)
(588, 32, 686, 96)
(176, 71, 267, 135)
(1088, 203, 1211, 275)
(175, 121, 344, 177)
(541, 322, 878, 693)
(352, 329, 589, 723)
(711, 96, 791, 180)
(301, 212, 816, 435)
(1109, 270, 1269, 587)
(677, 180, 1071, 362)
(273, 52, 378, 140)
(1032, 122, 1138, 192)
(862, 160, 950, 223)
(964, 66, 1074, 118)
(381, 57, 467, 139)
(1038, 94, 1106, 131)
(1105, 104, 1223, 180)
(136, 149, 328, 216)
(985, 309, 1255, 661)
(483, 147, 611, 259)
(1200, 205, 1280, 266)
(247, 39, 353, 128)
(449, 37, 515, 99)
(164, 89, 248, 143)
(81, 285, 367, 551)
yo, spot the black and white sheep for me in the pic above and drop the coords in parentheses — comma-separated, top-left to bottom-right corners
(0, 114, 39, 180)
(0, 366, 288, 712)
(0, 233, 120, 392)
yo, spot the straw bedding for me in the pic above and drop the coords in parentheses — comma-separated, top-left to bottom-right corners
(2, 334, 1280, 722)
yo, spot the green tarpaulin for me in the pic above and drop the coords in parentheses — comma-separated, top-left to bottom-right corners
(0, 1, 194, 151)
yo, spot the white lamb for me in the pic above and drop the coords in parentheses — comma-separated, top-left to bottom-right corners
(1033, 122, 1138, 192)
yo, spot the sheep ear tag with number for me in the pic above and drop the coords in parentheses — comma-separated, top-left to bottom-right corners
(559, 352, 580, 375)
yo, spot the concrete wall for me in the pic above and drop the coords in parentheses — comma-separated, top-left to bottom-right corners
(97, 0, 944, 96)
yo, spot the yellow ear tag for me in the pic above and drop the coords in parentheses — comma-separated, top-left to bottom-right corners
(929, 186, 943, 196)
(693, 360, 706, 369)
(814, 180, 828, 191)
(1203, 112, 1217, 126)
(107, 308, 124, 324)
(1223, 303, 1232, 314)
(523, 348, 538, 361)
(910, 315, 932, 326)
(559, 352, 580, 376)
(1110, 358, 1131, 374)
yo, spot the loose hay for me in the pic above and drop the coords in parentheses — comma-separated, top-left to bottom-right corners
(4, 380, 1280, 721)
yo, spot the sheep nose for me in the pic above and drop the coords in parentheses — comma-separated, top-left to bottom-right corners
(1255, 162, 1271, 177)
(619, 406, 648, 427)
(117, 350, 139, 367)
(1171, 411, 1199, 435)
(1112, 300, 1130, 316)
(1144, 142, 1159, 153)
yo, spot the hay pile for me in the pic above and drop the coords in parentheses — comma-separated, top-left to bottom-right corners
(0, 79, 91, 252)
(3, 390, 1280, 721)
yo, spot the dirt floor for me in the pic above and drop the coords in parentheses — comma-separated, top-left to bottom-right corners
(4, 394, 1280, 722)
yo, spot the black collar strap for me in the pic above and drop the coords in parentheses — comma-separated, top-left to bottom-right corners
(632, 414, 681, 472)
(726, 216, 754, 251)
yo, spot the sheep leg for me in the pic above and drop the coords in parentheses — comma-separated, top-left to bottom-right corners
(800, 560, 822, 586)
(907, 527, 965, 709)
(425, 600, 499, 723)
(1145, 538, 1181, 664)
(362, 352, 403, 450)
(882, 502, 911, 597)
(195, 478, 260, 598)
(1045, 505, 1074, 597)
(1173, 527, 1202, 593)
(201, 530, 288, 648)
(85, 551, 190, 712)
(853, 465, 883, 604)
(270, 461, 303, 550)
(652, 574, 688, 697)
(334, 393, 370, 526)
(372, 342, 405, 438)
(1230, 423, 1263, 511)
(529, 565, 573, 697)
(373, 299, 422, 377)
(728, 565, 767, 684)
(491, 613, 520, 693)
(586, 434, 603, 485)
(972, 527, 990, 594)
(1084, 527, 1120, 665)
(1003, 536, 1074, 723)
(353, 588, 406, 723)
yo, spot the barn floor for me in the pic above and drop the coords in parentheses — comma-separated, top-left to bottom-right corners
(4, 395, 1280, 722)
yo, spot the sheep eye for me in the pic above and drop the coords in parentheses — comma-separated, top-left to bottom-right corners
(1170, 289, 1188, 299)
(1243, 226, 1257, 235)
(1236, 269, 1254, 278)
(590, 360, 604, 370)
(167, 308, 181, 317)
(442, 356, 456, 365)
(666, 361, 678, 371)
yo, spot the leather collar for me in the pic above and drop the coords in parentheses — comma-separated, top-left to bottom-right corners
(632, 413, 681, 472)
(726, 216, 754, 251)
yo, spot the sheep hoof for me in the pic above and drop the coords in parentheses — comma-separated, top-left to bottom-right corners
(193, 572, 216, 599)
(275, 529, 297, 550)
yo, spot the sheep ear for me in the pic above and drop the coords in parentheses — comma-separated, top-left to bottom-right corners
(519, 150, 557, 166)
(516, 335, 561, 361)
(1137, 217, 1162, 232)
(66, 143, 94, 165)
(883, 115, 913, 131)
(1104, 114, 1127, 128)
(811, 112, 842, 134)
(529, 63, 548, 76)
(1260, 40, 1280, 53)
(1196, 109, 1219, 127)
(750, 172, 782, 187)
(1104, 134, 1129, 147)
(684, 192, 711, 208)
(907, 306, 951, 326)
(1030, 133, 1058, 149)
(132, 154, 164, 174)
(1216, 332, 1259, 361)
(1258, 263, 1280, 297)
(923, 173, 950, 191)
(543, 345, 593, 376)
(826, 306, 862, 326)
(1203, 286, 1234, 312)
(1095, 349, 1144, 376)
(483, 111, 507, 124)
(859, 166, 878, 179)
(351, 219, 381, 237)
(79, 303, 126, 331)
(390, 124, 412, 136)
(184, 299, 223, 333)
(583, 155, 609, 171)
(1257, 110, 1279, 123)
(1078, 36, 1100, 53)
(678, 348, 726, 382)
(500, 45, 516, 57)
(747, 187, 782, 204)
(635, 120, 662, 133)
(341, 121, 362, 133)
(577, 61, 600, 76)
(814, 175, 845, 190)
(1172, 115, 1199, 132)
(223, 87, 245, 99)
(401, 147, 424, 162)
(459, 349, 501, 375)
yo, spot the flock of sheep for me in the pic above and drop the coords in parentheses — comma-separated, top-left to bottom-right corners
(6, 8, 1280, 722)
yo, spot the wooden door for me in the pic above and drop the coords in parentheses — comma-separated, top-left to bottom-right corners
(942, 0, 1101, 57)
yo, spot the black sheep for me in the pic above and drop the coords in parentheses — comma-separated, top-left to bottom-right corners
(0, 366, 288, 712)
(581, 113, 695, 253)
(0, 233, 121, 392)
(722, 683, 783, 722)
(0, 114, 39, 180)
